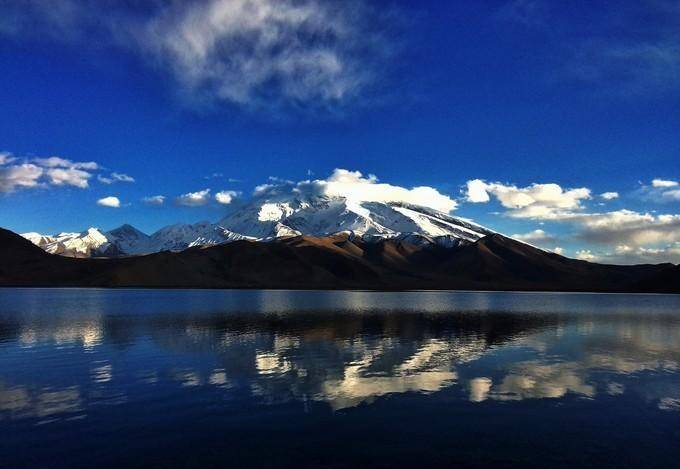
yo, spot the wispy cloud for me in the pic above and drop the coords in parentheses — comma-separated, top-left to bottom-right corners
(496, 0, 680, 97)
(98, 172, 135, 184)
(32, 156, 98, 170)
(0, 152, 16, 165)
(0, 0, 395, 114)
(0, 152, 105, 192)
(572, 39, 680, 96)
(137, 0, 390, 111)
(142, 195, 166, 206)
(0, 163, 44, 193)
(636, 178, 680, 203)
(564, 1, 680, 96)
(0, 151, 141, 193)
(45, 167, 92, 188)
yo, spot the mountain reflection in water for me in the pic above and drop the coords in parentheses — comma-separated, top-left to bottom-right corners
(0, 289, 679, 467)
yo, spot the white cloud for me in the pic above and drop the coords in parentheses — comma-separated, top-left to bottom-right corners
(512, 229, 556, 245)
(97, 196, 121, 208)
(467, 177, 678, 262)
(637, 178, 680, 203)
(142, 195, 166, 206)
(98, 172, 135, 184)
(584, 243, 680, 265)
(464, 179, 591, 219)
(575, 210, 680, 246)
(575, 250, 597, 261)
(553, 247, 564, 255)
(662, 189, 680, 201)
(0, 0, 395, 114)
(0, 151, 136, 193)
(0, 164, 44, 192)
(251, 169, 458, 213)
(215, 190, 238, 205)
(33, 156, 98, 170)
(0, 152, 16, 165)
(465, 179, 490, 203)
(652, 178, 678, 188)
(45, 167, 92, 188)
(291, 169, 458, 213)
(468, 377, 493, 403)
(176, 189, 211, 207)
(135, 0, 388, 110)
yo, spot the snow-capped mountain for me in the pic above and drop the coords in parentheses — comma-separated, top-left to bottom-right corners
(21, 228, 117, 258)
(21, 222, 250, 258)
(218, 195, 493, 245)
(148, 222, 254, 252)
(22, 193, 495, 257)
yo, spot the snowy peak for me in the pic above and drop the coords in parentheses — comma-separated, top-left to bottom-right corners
(218, 195, 494, 244)
(22, 195, 497, 258)
(21, 227, 113, 258)
(146, 221, 256, 252)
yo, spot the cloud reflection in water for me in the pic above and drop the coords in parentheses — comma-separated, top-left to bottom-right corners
(0, 289, 679, 421)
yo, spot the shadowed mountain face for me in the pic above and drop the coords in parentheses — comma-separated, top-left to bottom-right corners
(0, 228, 677, 292)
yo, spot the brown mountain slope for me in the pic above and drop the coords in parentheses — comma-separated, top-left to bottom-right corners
(0, 227, 677, 292)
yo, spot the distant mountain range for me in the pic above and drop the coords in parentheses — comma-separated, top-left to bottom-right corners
(1, 227, 678, 293)
(7, 192, 678, 292)
(21, 195, 495, 258)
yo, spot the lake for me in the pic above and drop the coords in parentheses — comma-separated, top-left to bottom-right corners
(1, 289, 679, 468)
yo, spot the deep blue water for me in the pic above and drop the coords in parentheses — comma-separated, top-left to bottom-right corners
(0, 289, 679, 468)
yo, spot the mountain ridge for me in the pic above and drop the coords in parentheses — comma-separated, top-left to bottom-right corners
(1, 227, 677, 293)
(21, 197, 496, 258)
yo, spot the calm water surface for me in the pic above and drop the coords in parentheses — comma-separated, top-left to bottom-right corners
(1, 289, 679, 468)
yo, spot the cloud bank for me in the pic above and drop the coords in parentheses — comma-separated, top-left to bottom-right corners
(256, 169, 458, 213)
(466, 176, 680, 264)
(637, 178, 680, 203)
(0, 152, 110, 193)
(465, 179, 591, 219)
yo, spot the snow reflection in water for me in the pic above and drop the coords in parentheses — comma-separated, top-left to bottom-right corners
(0, 289, 678, 423)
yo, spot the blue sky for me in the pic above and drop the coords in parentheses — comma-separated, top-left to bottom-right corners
(0, 0, 678, 263)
